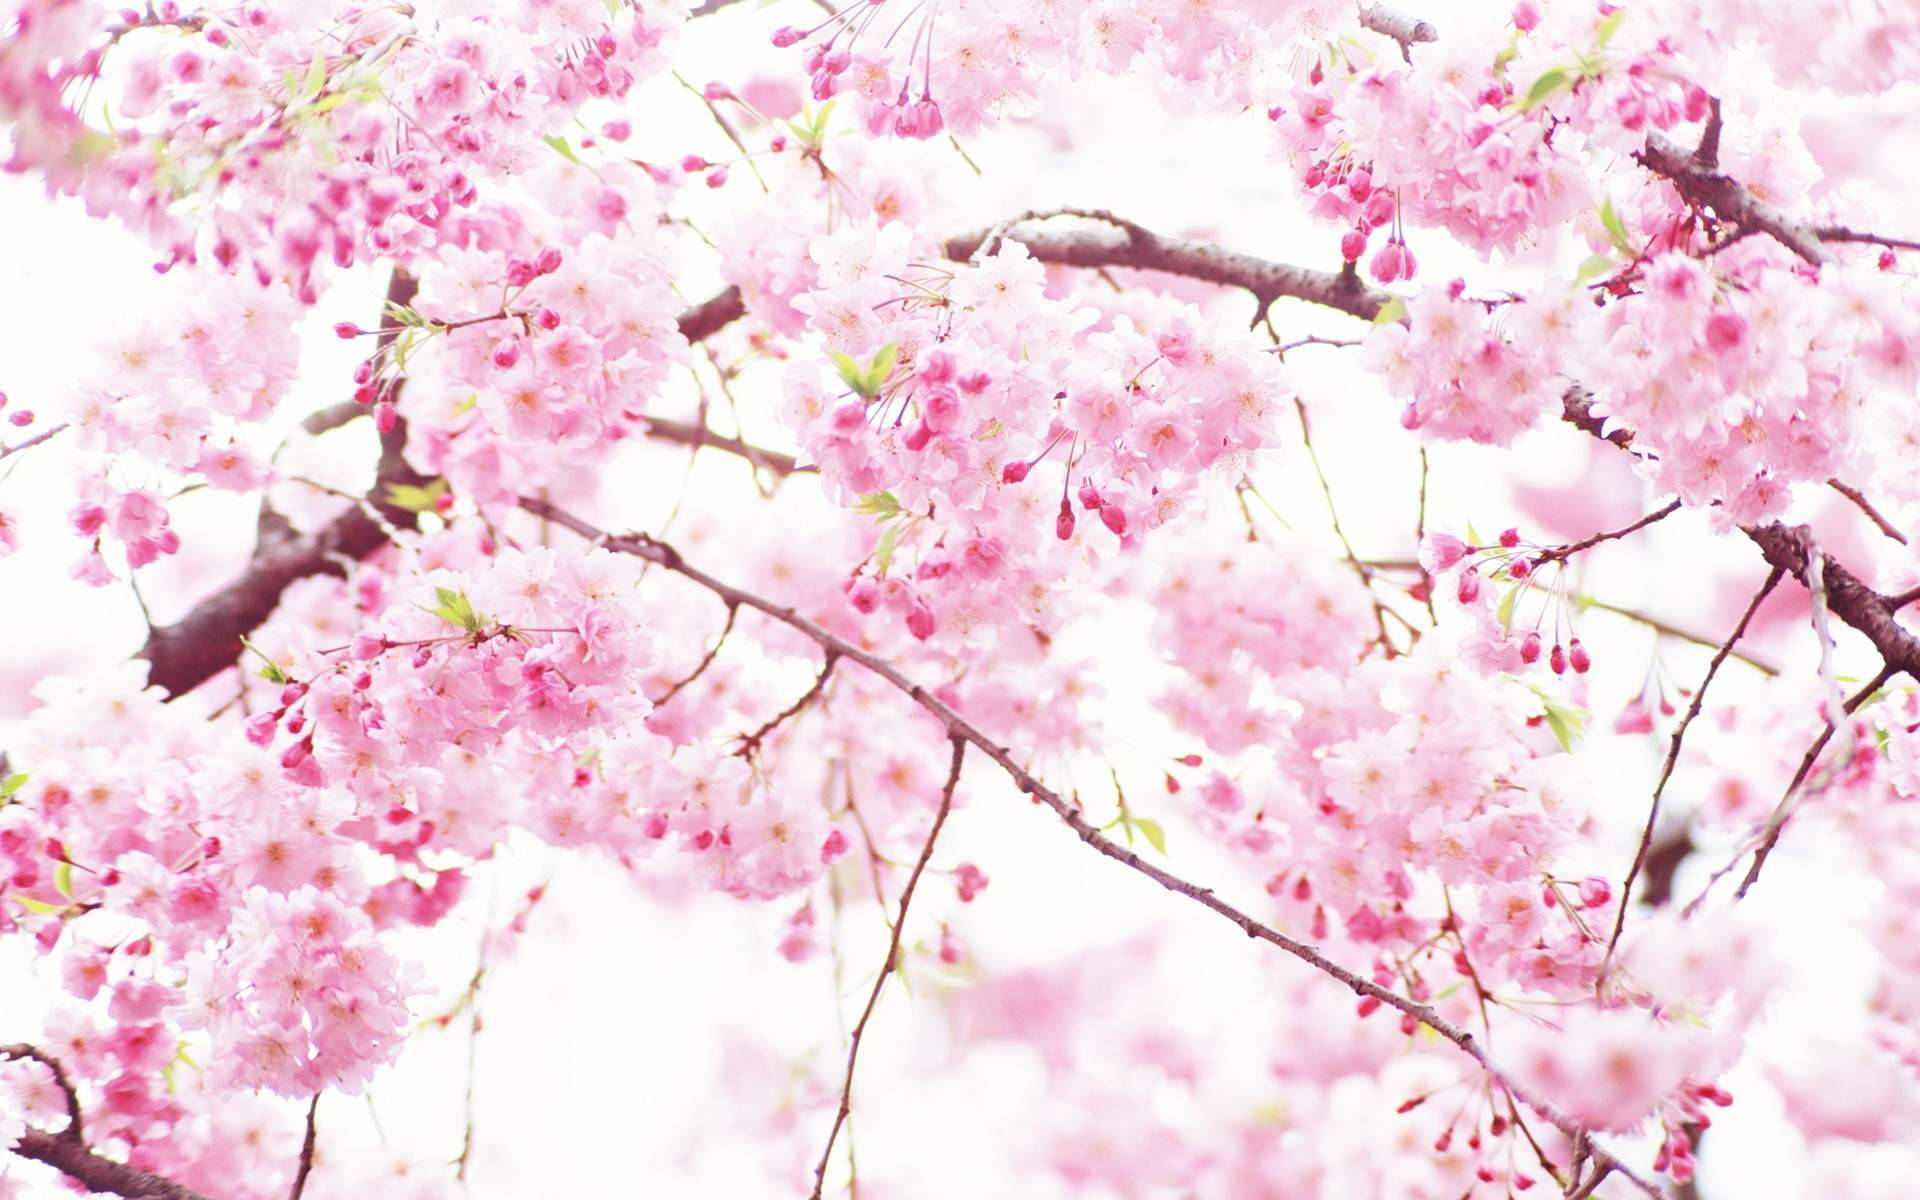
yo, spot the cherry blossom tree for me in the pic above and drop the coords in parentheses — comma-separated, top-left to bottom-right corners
(3, 0, 1920, 1196)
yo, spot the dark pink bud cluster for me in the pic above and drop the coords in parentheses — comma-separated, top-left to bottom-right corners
(954, 862, 988, 902)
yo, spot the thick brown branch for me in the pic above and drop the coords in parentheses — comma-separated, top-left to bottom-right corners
(2, 1045, 212, 1200)
(809, 737, 966, 1200)
(942, 211, 1391, 324)
(11, 1132, 214, 1200)
(1637, 132, 1831, 266)
(642, 415, 805, 475)
(1358, 3, 1438, 56)
(134, 283, 751, 699)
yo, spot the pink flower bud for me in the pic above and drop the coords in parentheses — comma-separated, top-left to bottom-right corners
(1568, 638, 1591, 674)
(1364, 190, 1396, 228)
(1341, 228, 1367, 262)
(770, 25, 803, 47)
(1347, 169, 1372, 201)
(1512, 1, 1540, 31)
(534, 246, 563, 275)
(705, 167, 729, 189)
(1100, 504, 1128, 535)
(375, 401, 397, 434)
(351, 631, 387, 660)
(334, 322, 361, 338)
(819, 829, 849, 862)
(244, 711, 279, 747)
(1456, 566, 1481, 604)
(902, 420, 932, 452)
(537, 308, 561, 330)
(1549, 643, 1567, 675)
(1578, 876, 1612, 908)
(913, 97, 944, 139)
(1001, 460, 1030, 484)
(1056, 502, 1076, 541)
(905, 601, 935, 640)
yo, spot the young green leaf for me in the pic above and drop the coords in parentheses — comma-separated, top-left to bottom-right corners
(1496, 584, 1520, 634)
(1133, 817, 1168, 856)
(1598, 198, 1634, 256)
(1521, 67, 1572, 110)
(853, 491, 902, 519)
(384, 478, 448, 514)
(543, 134, 581, 164)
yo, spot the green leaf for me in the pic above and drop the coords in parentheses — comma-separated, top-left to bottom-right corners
(54, 861, 73, 900)
(1133, 817, 1168, 857)
(1520, 67, 1572, 110)
(11, 895, 62, 916)
(1372, 296, 1408, 326)
(1541, 699, 1586, 752)
(1598, 198, 1634, 256)
(0, 773, 28, 800)
(874, 523, 899, 575)
(832, 351, 867, 395)
(299, 52, 328, 103)
(1496, 584, 1520, 634)
(542, 134, 581, 164)
(384, 478, 448, 514)
(423, 587, 484, 633)
(257, 662, 288, 684)
(853, 491, 902, 519)
(384, 301, 426, 327)
(1595, 8, 1626, 48)
(864, 342, 899, 392)
(1575, 254, 1617, 283)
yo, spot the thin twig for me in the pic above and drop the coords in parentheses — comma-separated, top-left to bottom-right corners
(518, 497, 1664, 1198)
(655, 601, 740, 706)
(809, 737, 966, 1200)
(1579, 598, 1780, 676)
(1533, 500, 1683, 568)
(736, 653, 838, 758)
(287, 1094, 320, 1200)
(1731, 666, 1895, 902)
(1598, 565, 1783, 986)
(1828, 478, 1908, 545)
(1292, 396, 1398, 656)
(0, 421, 71, 461)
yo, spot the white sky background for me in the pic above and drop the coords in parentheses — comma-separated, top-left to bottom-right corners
(1, 1, 1913, 1196)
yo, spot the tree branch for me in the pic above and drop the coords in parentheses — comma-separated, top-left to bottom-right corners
(809, 737, 966, 1200)
(1599, 565, 1784, 986)
(1358, 3, 1438, 58)
(134, 283, 753, 699)
(287, 1094, 319, 1200)
(942, 210, 1391, 324)
(1637, 132, 1831, 266)
(2, 1045, 214, 1200)
(516, 496, 1662, 1197)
